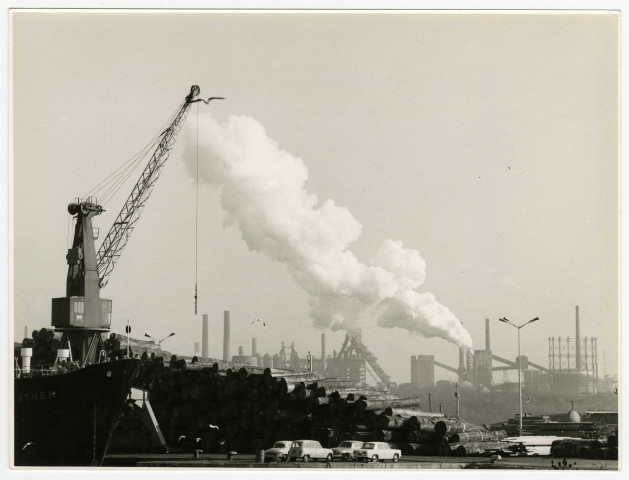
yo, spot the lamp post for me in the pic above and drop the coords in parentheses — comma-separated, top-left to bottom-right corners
(144, 332, 176, 347)
(498, 316, 539, 436)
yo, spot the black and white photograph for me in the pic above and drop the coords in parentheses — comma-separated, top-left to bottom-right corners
(6, 3, 623, 475)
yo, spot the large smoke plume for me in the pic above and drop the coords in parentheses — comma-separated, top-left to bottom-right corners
(185, 114, 472, 348)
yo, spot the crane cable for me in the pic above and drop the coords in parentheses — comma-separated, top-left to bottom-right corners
(194, 103, 199, 315)
(82, 104, 182, 205)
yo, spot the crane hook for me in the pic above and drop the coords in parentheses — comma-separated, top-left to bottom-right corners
(186, 85, 201, 102)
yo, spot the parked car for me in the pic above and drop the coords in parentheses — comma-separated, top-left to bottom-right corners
(332, 440, 365, 460)
(264, 440, 292, 462)
(353, 442, 401, 462)
(288, 440, 334, 462)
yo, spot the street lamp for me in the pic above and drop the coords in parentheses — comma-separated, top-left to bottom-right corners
(144, 332, 176, 347)
(498, 316, 539, 436)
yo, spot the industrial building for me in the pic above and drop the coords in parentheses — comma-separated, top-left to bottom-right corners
(196, 305, 612, 400)
(401, 305, 609, 398)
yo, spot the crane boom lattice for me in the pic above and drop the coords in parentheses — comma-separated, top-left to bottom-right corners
(96, 86, 201, 288)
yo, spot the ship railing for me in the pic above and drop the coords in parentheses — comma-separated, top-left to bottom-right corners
(14, 363, 56, 378)
(14, 361, 84, 379)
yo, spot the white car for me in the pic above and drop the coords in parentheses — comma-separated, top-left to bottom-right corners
(354, 442, 401, 462)
(288, 440, 334, 463)
(332, 440, 365, 461)
(264, 440, 292, 462)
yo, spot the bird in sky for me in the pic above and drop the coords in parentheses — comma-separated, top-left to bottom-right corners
(251, 318, 266, 326)
(203, 96, 226, 104)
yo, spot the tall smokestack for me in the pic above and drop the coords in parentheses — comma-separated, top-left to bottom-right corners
(485, 318, 490, 351)
(223, 310, 230, 362)
(458, 347, 465, 371)
(238, 346, 244, 356)
(575, 305, 581, 372)
(24, 325, 28, 339)
(202, 314, 209, 358)
(252, 337, 257, 356)
(321, 332, 326, 371)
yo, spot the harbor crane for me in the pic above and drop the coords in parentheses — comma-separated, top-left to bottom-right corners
(52, 85, 218, 363)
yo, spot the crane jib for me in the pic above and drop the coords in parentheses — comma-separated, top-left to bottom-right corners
(96, 85, 203, 288)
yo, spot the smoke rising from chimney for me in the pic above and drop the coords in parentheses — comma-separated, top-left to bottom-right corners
(185, 114, 472, 348)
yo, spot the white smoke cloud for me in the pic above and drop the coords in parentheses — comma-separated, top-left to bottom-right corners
(185, 114, 473, 348)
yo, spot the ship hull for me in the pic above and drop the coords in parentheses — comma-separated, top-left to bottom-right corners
(14, 358, 142, 466)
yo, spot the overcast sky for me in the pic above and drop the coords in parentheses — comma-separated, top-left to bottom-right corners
(11, 10, 619, 385)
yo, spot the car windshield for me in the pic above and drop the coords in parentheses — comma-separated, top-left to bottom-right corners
(273, 442, 287, 448)
(363, 443, 375, 449)
(339, 441, 353, 447)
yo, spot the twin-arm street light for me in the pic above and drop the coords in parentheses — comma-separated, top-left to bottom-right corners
(144, 332, 176, 346)
(498, 316, 540, 436)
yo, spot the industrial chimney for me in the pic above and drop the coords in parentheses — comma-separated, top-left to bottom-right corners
(575, 305, 581, 372)
(458, 347, 465, 372)
(321, 332, 326, 371)
(485, 318, 491, 351)
(223, 310, 230, 362)
(252, 337, 257, 356)
(202, 314, 209, 358)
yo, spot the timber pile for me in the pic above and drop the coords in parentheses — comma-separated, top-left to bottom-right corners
(16, 328, 61, 367)
(391, 420, 508, 457)
(117, 354, 511, 457)
(550, 435, 618, 460)
(122, 355, 455, 454)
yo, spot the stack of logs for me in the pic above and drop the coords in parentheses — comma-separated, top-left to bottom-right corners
(16, 328, 61, 367)
(550, 435, 618, 460)
(388, 417, 507, 457)
(115, 355, 507, 456)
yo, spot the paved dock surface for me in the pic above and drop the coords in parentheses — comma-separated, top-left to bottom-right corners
(104, 452, 618, 470)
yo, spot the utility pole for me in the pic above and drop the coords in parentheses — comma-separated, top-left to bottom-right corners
(428, 393, 432, 412)
(499, 316, 540, 436)
(455, 383, 460, 419)
(126, 320, 131, 358)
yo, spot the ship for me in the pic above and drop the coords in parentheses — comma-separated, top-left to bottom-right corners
(14, 358, 142, 466)
(13, 86, 210, 466)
